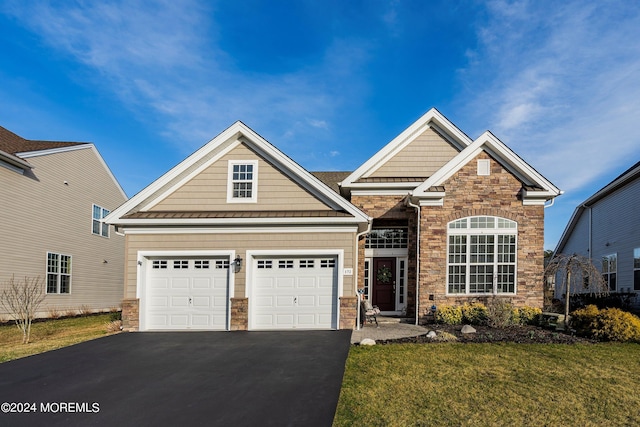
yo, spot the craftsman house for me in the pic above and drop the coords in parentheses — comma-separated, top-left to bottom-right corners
(105, 108, 561, 331)
(0, 126, 127, 318)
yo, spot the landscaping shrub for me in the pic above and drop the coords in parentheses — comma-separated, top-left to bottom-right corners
(570, 304, 600, 335)
(571, 305, 640, 342)
(461, 302, 488, 325)
(434, 305, 463, 324)
(515, 306, 542, 326)
(486, 298, 513, 328)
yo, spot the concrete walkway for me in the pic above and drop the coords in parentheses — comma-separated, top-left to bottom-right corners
(350, 317, 429, 344)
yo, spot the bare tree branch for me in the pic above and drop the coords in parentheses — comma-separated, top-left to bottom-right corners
(0, 276, 45, 344)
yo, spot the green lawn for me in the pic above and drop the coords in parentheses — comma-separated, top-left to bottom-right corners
(334, 343, 640, 426)
(0, 314, 118, 363)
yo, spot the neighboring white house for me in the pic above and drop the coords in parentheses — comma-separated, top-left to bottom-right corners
(554, 160, 640, 306)
(0, 126, 128, 317)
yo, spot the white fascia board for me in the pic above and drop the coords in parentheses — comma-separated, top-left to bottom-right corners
(235, 132, 370, 222)
(105, 123, 245, 223)
(19, 144, 127, 199)
(351, 189, 418, 196)
(478, 132, 561, 195)
(418, 197, 445, 206)
(413, 141, 485, 195)
(0, 149, 32, 170)
(141, 140, 241, 211)
(341, 108, 472, 188)
(124, 226, 358, 234)
(413, 132, 561, 198)
(16, 143, 90, 158)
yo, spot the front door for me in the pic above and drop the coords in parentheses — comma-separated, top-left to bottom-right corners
(372, 258, 396, 311)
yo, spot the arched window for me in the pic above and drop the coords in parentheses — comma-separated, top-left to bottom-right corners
(447, 216, 517, 295)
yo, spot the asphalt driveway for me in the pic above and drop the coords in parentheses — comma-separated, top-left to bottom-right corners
(0, 330, 352, 426)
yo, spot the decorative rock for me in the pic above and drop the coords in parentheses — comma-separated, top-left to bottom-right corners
(461, 325, 477, 334)
(426, 331, 437, 339)
(360, 338, 376, 346)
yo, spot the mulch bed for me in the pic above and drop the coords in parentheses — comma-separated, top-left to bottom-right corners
(379, 324, 598, 345)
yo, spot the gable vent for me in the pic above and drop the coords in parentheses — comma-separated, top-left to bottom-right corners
(477, 159, 490, 176)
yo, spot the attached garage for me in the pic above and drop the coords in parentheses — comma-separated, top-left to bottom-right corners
(249, 254, 340, 330)
(141, 255, 232, 331)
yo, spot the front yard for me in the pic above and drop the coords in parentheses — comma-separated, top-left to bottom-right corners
(334, 342, 640, 426)
(0, 314, 117, 363)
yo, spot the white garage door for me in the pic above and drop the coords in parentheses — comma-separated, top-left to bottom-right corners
(252, 256, 338, 330)
(144, 257, 229, 330)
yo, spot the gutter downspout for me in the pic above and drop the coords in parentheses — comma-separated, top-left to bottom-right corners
(406, 195, 421, 326)
(355, 219, 373, 331)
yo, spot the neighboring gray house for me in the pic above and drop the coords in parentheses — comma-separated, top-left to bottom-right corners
(0, 126, 127, 318)
(554, 161, 640, 303)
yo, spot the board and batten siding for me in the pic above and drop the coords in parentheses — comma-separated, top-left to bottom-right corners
(369, 127, 459, 178)
(124, 231, 357, 299)
(0, 147, 127, 316)
(152, 143, 330, 212)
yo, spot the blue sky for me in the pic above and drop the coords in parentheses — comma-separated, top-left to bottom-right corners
(2, 0, 640, 249)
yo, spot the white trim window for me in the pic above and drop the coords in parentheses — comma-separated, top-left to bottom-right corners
(47, 252, 72, 294)
(634, 248, 640, 291)
(227, 160, 258, 203)
(602, 253, 617, 291)
(92, 204, 110, 237)
(447, 216, 517, 295)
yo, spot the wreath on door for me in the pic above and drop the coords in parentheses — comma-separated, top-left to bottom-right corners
(376, 266, 392, 283)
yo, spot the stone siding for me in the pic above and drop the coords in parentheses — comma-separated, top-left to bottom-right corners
(121, 298, 139, 331)
(339, 296, 358, 330)
(230, 298, 248, 331)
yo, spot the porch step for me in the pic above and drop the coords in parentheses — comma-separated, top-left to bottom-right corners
(376, 316, 403, 324)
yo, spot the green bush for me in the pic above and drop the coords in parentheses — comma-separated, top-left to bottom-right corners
(515, 306, 542, 326)
(461, 302, 488, 325)
(434, 305, 463, 324)
(571, 305, 640, 342)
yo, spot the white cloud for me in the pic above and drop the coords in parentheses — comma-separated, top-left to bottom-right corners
(458, 0, 640, 193)
(2, 0, 372, 156)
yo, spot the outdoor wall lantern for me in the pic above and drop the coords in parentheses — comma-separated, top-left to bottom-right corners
(231, 256, 243, 273)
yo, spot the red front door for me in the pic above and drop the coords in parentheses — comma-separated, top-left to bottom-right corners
(372, 258, 396, 311)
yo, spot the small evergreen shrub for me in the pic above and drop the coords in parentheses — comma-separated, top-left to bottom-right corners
(571, 305, 640, 342)
(461, 302, 488, 325)
(515, 306, 542, 326)
(434, 305, 463, 324)
(570, 304, 600, 335)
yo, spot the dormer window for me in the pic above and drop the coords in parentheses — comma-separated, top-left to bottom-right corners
(227, 160, 258, 203)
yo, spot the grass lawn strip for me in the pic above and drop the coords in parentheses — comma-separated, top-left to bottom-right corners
(0, 314, 117, 363)
(334, 343, 640, 426)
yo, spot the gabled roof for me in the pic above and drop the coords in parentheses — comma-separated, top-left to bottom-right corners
(411, 131, 561, 206)
(554, 160, 640, 254)
(106, 121, 370, 228)
(340, 108, 473, 193)
(0, 125, 88, 171)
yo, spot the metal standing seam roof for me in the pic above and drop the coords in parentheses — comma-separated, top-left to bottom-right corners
(122, 210, 354, 220)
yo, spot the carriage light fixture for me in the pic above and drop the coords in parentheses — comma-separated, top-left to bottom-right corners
(231, 256, 243, 273)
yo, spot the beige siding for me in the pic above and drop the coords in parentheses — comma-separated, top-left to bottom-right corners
(124, 231, 357, 299)
(370, 127, 459, 178)
(0, 147, 127, 317)
(152, 143, 330, 211)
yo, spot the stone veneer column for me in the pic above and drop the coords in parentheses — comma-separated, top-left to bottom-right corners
(230, 298, 248, 331)
(339, 296, 358, 330)
(121, 298, 139, 331)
